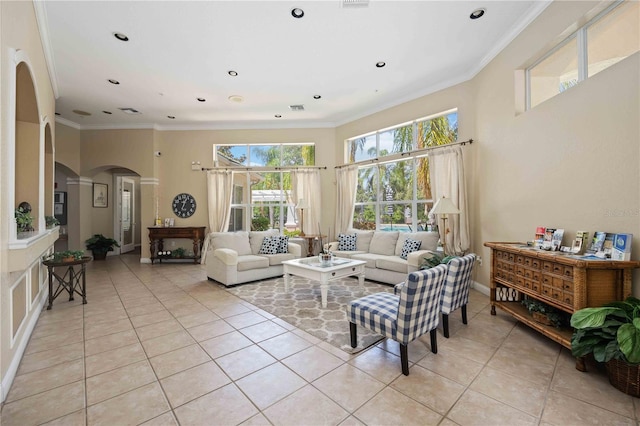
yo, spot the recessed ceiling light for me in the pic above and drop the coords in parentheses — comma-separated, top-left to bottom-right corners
(72, 109, 91, 116)
(228, 95, 244, 103)
(275, 114, 282, 118)
(228, 70, 238, 76)
(113, 32, 129, 42)
(108, 79, 120, 85)
(470, 8, 485, 19)
(167, 115, 175, 119)
(375, 61, 386, 68)
(196, 97, 206, 102)
(313, 95, 322, 100)
(291, 8, 304, 18)
(102, 111, 112, 114)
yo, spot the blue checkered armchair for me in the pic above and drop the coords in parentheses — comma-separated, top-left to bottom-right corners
(440, 254, 476, 338)
(347, 264, 448, 376)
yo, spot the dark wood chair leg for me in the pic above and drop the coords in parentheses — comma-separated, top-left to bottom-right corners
(400, 343, 409, 376)
(350, 322, 357, 348)
(430, 329, 438, 354)
(442, 313, 450, 338)
(462, 304, 468, 324)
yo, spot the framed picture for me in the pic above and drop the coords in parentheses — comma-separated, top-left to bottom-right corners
(93, 183, 108, 208)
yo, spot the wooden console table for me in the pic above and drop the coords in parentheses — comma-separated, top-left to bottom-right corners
(149, 226, 206, 264)
(485, 242, 640, 371)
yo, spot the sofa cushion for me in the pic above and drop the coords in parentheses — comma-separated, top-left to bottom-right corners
(259, 236, 280, 254)
(237, 255, 270, 271)
(395, 232, 439, 256)
(369, 231, 399, 255)
(400, 238, 422, 260)
(263, 253, 296, 266)
(338, 233, 357, 251)
(376, 256, 408, 273)
(353, 230, 374, 251)
(210, 231, 252, 255)
(276, 235, 289, 253)
(331, 250, 367, 259)
(249, 230, 279, 254)
(351, 253, 383, 269)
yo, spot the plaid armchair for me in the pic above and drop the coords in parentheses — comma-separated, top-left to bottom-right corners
(347, 264, 448, 376)
(440, 254, 476, 338)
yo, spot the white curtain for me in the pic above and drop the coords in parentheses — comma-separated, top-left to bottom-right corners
(429, 145, 470, 256)
(334, 165, 358, 235)
(200, 170, 234, 263)
(291, 169, 322, 236)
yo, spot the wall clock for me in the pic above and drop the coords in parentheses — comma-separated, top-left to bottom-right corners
(172, 193, 196, 218)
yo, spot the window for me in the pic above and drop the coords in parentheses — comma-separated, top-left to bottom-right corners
(527, 1, 639, 109)
(214, 143, 314, 232)
(347, 110, 458, 231)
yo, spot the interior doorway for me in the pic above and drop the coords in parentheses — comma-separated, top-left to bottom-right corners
(116, 176, 136, 253)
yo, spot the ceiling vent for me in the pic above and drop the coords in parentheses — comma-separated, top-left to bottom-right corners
(118, 107, 141, 115)
(289, 104, 305, 111)
(342, 0, 369, 8)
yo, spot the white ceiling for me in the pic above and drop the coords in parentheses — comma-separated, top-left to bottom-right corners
(36, 1, 550, 130)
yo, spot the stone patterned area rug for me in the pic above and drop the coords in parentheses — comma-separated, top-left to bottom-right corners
(224, 276, 395, 354)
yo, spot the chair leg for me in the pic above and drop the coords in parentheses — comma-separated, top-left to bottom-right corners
(400, 343, 409, 376)
(442, 313, 450, 338)
(462, 304, 468, 324)
(350, 322, 357, 348)
(430, 329, 438, 354)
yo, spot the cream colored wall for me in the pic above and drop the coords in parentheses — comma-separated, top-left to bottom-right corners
(1, 0, 56, 402)
(471, 1, 640, 292)
(15, 121, 40, 228)
(80, 129, 154, 177)
(55, 123, 81, 175)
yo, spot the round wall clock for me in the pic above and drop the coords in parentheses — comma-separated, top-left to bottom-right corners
(172, 193, 196, 218)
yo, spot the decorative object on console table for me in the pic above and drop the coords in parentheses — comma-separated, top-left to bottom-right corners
(612, 234, 633, 261)
(571, 297, 640, 396)
(484, 241, 640, 372)
(571, 231, 589, 254)
(587, 231, 607, 255)
(429, 196, 461, 256)
(148, 226, 206, 264)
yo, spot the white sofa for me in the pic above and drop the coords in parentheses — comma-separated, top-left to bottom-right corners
(328, 230, 440, 285)
(206, 230, 302, 286)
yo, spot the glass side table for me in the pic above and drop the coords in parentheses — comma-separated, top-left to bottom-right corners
(42, 256, 92, 310)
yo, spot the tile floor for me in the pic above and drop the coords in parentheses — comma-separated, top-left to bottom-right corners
(2, 254, 639, 425)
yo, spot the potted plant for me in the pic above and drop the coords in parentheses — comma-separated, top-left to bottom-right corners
(15, 206, 34, 233)
(45, 215, 60, 229)
(521, 297, 568, 328)
(85, 234, 120, 260)
(172, 247, 186, 258)
(44, 250, 85, 263)
(420, 252, 457, 269)
(571, 297, 640, 396)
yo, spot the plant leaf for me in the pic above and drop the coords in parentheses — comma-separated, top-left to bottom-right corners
(618, 321, 640, 364)
(570, 307, 622, 329)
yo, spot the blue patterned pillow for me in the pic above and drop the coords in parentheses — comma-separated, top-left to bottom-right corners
(258, 236, 279, 254)
(338, 233, 357, 251)
(400, 238, 422, 260)
(276, 235, 289, 254)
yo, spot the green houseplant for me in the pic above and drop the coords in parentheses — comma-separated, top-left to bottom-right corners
(45, 215, 60, 228)
(420, 252, 457, 269)
(43, 250, 85, 263)
(15, 206, 34, 233)
(571, 297, 640, 396)
(85, 234, 120, 260)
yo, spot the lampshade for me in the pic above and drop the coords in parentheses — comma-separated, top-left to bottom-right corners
(297, 198, 309, 209)
(430, 196, 461, 215)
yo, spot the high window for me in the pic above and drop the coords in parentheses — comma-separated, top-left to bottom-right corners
(346, 110, 458, 231)
(527, 0, 639, 109)
(214, 144, 315, 232)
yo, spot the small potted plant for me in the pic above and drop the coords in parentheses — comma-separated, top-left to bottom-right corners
(45, 215, 60, 229)
(15, 206, 34, 233)
(521, 297, 568, 328)
(571, 297, 640, 396)
(420, 252, 457, 269)
(85, 234, 120, 260)
(43, 250, 85, 263)
(172, 247, 186, 258)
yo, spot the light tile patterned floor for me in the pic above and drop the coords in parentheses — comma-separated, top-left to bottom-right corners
(2, 254, 639, 425)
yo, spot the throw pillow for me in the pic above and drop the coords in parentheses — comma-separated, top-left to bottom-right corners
(258, 236, 279, 254)
(400, 238, 422, 260)
(276, 235, 289, 254)
(338, 233, 357, 251)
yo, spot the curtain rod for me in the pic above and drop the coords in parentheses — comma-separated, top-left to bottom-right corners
(200, 166, 327, 171)
(335, 138, 474, 169)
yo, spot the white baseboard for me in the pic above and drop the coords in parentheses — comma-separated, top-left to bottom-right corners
(471, 280, 490, 296)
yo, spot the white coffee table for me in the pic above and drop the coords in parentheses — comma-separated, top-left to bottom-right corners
(282, 257, 367, 308)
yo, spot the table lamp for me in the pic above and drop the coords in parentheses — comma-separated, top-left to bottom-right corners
(430, 196, 461, 255)
(297, 199, 309, 236)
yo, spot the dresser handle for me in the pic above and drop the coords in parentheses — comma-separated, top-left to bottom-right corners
(352, 267, 356, 271)
(332, 272, 336, 276)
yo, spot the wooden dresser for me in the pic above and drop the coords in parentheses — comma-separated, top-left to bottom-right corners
(148, 226, 206, 264)
(484, 242, 640, 370)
